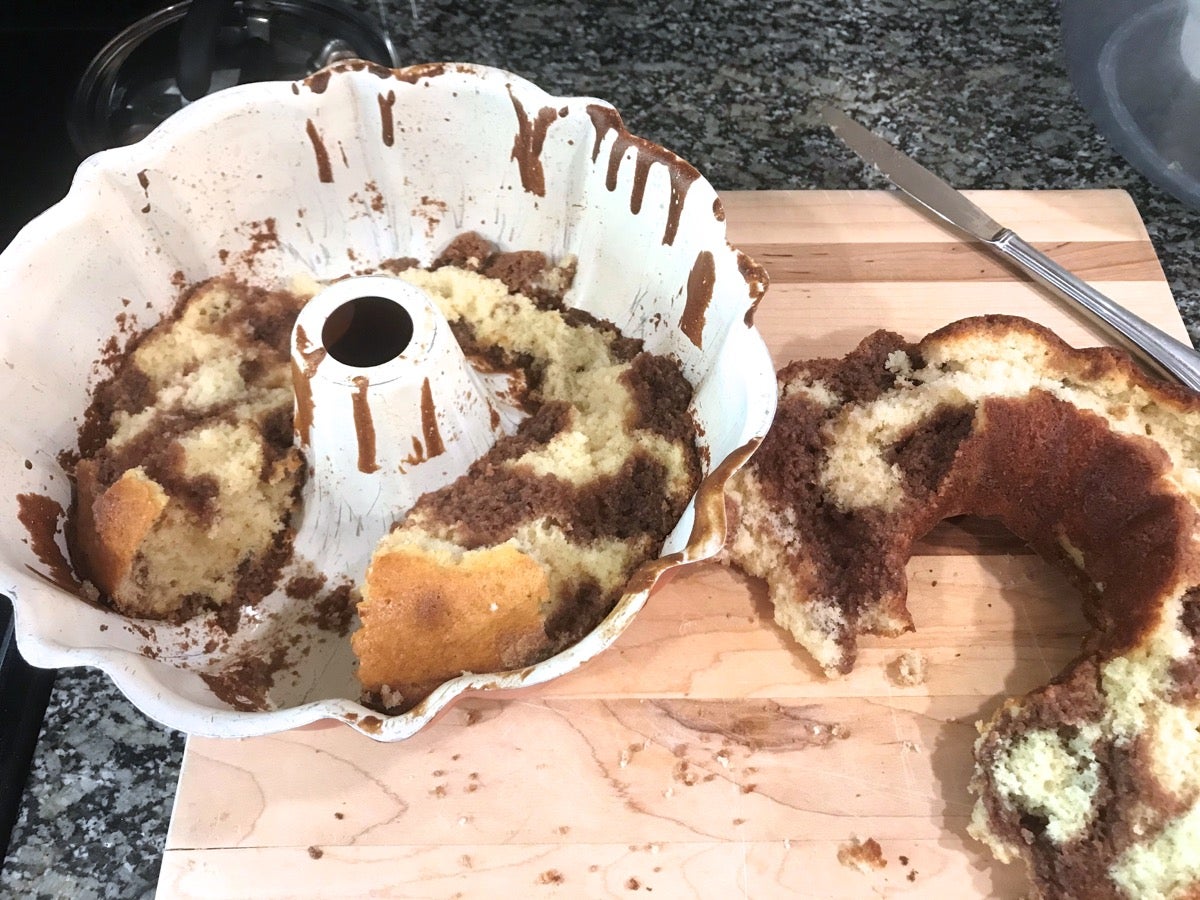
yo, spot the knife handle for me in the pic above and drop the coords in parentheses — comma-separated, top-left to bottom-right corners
(991, 229, 1200, 392)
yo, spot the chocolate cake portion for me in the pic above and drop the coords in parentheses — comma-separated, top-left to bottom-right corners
(725, 315, 1200, 899)
(433, 231, 577, 308)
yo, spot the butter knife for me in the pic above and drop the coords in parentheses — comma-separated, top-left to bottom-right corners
(822, 106, 1200, 392)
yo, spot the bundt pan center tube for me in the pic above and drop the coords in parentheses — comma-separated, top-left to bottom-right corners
(290, 275, 518, 583)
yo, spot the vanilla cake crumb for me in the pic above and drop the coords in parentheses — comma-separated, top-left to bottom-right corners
(888, 650, 928, 687)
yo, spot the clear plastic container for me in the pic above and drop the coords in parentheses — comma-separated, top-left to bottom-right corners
(69, 0, 397, 156)
(1062, 0, 1200, 208)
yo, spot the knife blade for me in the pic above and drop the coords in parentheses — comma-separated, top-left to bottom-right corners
(822, 106, 1006, 242)
(821, 106, 1200, 392)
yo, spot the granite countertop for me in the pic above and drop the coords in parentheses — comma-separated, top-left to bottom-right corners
(4, 1, 1199, 896)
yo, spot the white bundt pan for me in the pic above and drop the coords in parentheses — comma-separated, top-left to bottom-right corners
(0, 61, 775, 740)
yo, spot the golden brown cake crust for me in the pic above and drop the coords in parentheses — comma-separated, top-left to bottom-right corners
(353, 543, 550, 699)
(726, 315, 1200, 900)
(73, 464, 168, 597)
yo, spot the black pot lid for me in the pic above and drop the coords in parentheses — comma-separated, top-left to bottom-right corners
(69, 0, 398, 156)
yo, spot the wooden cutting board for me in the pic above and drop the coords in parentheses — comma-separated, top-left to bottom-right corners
(157, 190, 1184, 898)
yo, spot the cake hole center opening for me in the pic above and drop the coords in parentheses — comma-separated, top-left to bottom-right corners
(322, 296, 414, 367)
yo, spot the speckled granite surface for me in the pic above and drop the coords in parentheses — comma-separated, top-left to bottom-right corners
(4, 0, 1198, 896)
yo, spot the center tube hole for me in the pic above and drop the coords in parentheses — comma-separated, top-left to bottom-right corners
(322, 296, 414, 367)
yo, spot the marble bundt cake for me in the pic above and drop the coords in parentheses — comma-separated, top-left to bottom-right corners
(724, 315, 1200, 899)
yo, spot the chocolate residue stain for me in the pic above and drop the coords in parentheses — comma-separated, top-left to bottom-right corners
(672, 759, 699, 786)
(294, 580, 355, 636)
(305, 68, 332, 94)
(712, 197, 726, 221)
(365, 180, 385, 213)
(651, 698, 848, 751)
(414, 195, 447, 238)
(401, 436, 427, 469)
(239, 217, 280, 268)
(358, 714, 382, 733)
(251, 218, 278, 250)
(392, 62, 445, 84)
(307, 845, 324, 859)
(509, 88, 558, 197)
(378, 90, 396, 147)
(200, 644, 289, 711)
(737, 250, 770, 326)
(586, 104, 701, 246)
(837, 837, 887, 872)
(681, 250, 715, 349)
(305, 118, 334, 183)
(420, 377, 446, 458)
(292, 325, 326, 447)
(137, 170, 149, 192)
(291, 360, 315, 447)
(317, 585, 355, 634)
(351, 376, 379, 473)
(17, 493, 81, 592)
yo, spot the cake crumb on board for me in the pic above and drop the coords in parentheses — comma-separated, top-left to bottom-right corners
(837, 837, 887, 872)
(887, 650, 928, 687)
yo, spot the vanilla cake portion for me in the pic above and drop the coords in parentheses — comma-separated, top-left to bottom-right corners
(72, 278, 311, 619)
(354, 234, 701, 708)
(724, 316, 1200, 899)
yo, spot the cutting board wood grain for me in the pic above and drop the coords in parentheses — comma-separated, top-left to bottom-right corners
(157, 189, 1185, 899)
